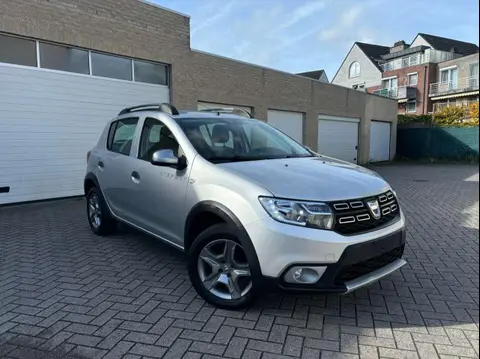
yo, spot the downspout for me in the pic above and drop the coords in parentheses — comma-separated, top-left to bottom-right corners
(423, 65, 428, 114)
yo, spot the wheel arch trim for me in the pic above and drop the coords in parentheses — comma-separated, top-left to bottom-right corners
(184, 201, 261, 273)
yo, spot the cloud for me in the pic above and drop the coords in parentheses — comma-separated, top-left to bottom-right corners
(341, 5, 364, 25)
(319, 29, 339, 42)
(191, 0, 236, 35)
(317, 3, 366, 43)
(276, 1, 325, 32)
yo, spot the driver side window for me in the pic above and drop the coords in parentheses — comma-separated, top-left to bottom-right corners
(138, 118, 182, 161)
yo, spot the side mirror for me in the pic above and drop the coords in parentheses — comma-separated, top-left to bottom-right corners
(151, 149, 187, 170)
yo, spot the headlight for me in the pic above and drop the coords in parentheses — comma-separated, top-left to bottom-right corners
(259, 197, 334, 230)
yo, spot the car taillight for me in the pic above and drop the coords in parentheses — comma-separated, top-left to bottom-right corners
(87, 150, 91, 163)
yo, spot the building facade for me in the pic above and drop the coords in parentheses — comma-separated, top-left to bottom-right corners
(331, 42, 390, 91)
(0, 0, 398, 204)
(333, 34, 479, 115)
(429, 53, 480, 112)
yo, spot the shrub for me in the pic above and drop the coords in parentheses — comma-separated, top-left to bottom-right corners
(398, 114, 432, 124)
(468, 101, 479, 121)
(434, 103, 479, 127)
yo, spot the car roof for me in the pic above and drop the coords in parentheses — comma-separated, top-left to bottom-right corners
(116, 103, 255, 122)
(173, 111, 255, 121)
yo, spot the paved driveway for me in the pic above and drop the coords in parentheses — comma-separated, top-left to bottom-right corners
(0, 164, 478, 359)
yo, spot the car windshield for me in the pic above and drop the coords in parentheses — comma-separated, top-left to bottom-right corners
(177, 116, 313, 163)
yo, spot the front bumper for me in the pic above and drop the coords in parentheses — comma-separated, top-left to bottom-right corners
(244, 210, 406, 293)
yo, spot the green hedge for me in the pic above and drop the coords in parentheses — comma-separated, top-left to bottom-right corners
(398, 114, 432, 125)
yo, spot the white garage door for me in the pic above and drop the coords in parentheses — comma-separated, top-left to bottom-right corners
(0, 64, 169, 205)
(369, 121, 391, 162)
(267, 110, 303, 144)
(318, 116, 359, 163)
(197, 101, 252, 115)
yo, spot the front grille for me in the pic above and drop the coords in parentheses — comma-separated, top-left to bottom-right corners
(328, 190, 400, 235)
(335, 244, 405, 283)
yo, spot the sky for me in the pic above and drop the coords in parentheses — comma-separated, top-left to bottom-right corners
(152, 0, 479, 80)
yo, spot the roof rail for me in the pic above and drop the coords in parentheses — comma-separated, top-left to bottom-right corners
(199, 107, 253, 118)
(118, 103, 179, 116)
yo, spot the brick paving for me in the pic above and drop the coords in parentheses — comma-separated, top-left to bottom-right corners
(0, 164, 478, 359)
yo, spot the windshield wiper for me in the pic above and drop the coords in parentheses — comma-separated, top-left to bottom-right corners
(281, 154, 314, 158)
(208, 155, 265, 163)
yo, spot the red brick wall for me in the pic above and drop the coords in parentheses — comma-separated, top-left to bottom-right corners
(366, 85, 381, 94)
(382, 63, 438, 115)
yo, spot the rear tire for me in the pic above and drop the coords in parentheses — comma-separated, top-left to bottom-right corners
(86, 187, 117, 236)
(188, 223, 261, 309)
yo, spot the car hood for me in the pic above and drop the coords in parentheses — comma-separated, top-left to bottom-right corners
(218, 156, 391, 201)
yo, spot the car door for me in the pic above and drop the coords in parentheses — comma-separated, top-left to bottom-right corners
(97, 117, 140, 217)
(128, 117, 191, 247)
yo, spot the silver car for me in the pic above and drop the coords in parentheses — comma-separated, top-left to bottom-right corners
(84, 103, 406, 309)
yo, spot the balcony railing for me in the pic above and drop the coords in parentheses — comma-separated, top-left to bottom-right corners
(373, 86, 417, 100)
(380, 56, 420, 72)
(380, 49, 459, 72)
(429, 76, 479, 97)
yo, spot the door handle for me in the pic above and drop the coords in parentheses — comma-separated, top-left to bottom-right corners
(131, 171, 140, 183)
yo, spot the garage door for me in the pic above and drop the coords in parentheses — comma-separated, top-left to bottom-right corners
(197, 101, 252, 115)
(0, 63, 169, 205)
(318, 115, 359, 163)
(369, 121, 391, 162)
(267, 110, 303, 144)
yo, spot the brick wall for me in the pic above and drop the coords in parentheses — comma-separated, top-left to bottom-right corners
(0, 0, 398, 163)
(382, 63, 438, 115)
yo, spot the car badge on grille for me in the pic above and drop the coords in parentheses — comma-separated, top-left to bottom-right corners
(366, 199, 381, 219)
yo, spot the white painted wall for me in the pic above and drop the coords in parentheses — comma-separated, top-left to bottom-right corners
(267, 110, 304, 143)
(332, 44, 383, 89)
(0, 63, 169, 204)
(410, 35, 432, 48)
(369, 121, 391, 162)
(318, 116, 359, 163)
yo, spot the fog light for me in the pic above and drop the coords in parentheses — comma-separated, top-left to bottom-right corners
(284, 266, 326, 284)
(293, 269, 303, 281)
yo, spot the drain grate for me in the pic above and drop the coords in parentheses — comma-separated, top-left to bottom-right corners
(413, 179, 429, 182)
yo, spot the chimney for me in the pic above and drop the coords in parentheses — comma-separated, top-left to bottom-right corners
(390, 40, 408, 53)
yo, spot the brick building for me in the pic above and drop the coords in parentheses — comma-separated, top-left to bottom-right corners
(0, 0, 398, 204)
(333, 34, 479, 115)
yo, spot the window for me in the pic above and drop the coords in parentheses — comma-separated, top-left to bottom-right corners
(134, 60, 168, 86)
(39, 42, 89, 74)
(382, 77, 397, 89)
(0, 33, 36, 67)
(470, 63, 479, 77)
(406, 101, 416, 113)
(440, 67, 458, 91)
(107, 118, 138, 155)
(91, 52, 132, 80)
(469, 63, 479, 88)
(408, 73, 418, 86)
(349, 61, 361, 78)
(138, 118, 180, 161)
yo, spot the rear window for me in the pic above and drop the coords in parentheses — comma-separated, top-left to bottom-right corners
(107, 118, 139, 155)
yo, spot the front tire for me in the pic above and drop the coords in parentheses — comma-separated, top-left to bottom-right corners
(188, 224, 261, 309)
(86, 187, 117, 236)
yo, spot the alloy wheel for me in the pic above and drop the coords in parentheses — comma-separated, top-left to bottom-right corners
(88, 193, 102, 229)
(197, 239, 252, 300)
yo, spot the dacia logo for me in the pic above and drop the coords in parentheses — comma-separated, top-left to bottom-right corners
(366, 199, 381, 219)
